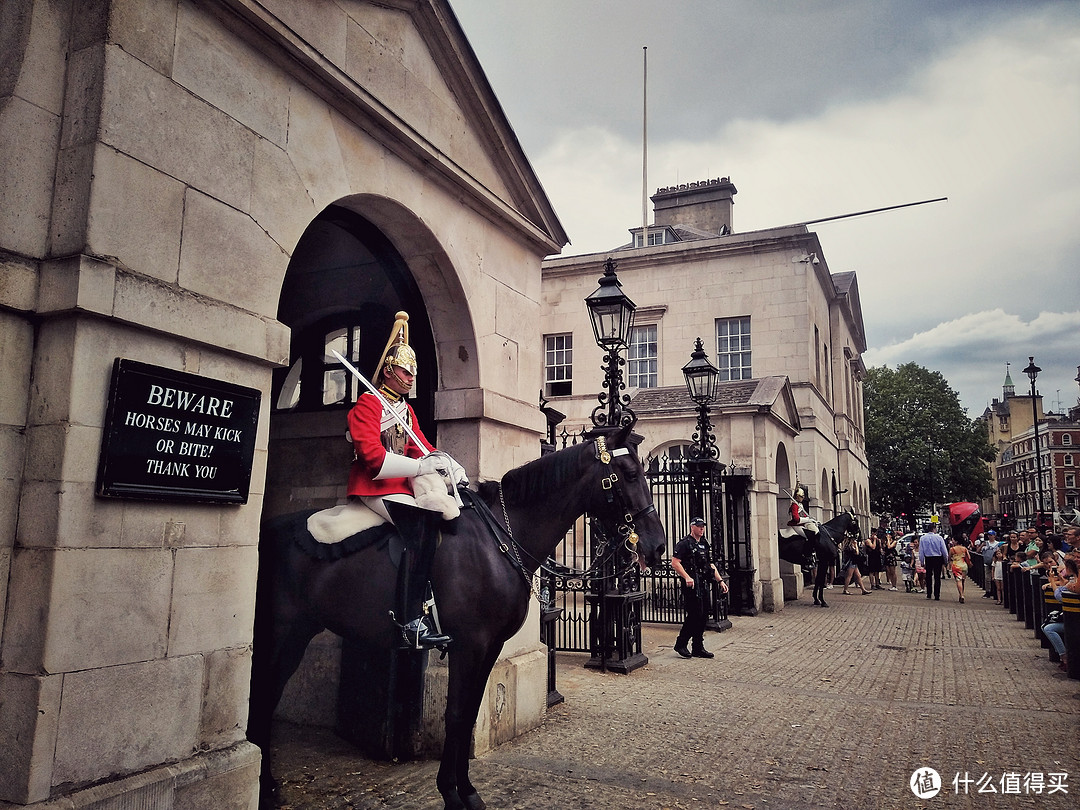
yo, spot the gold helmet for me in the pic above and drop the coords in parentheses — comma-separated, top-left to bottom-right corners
(376, 311, 417, 379)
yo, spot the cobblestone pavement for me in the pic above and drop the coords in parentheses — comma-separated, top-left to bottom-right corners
(270, 585, 1079, 810)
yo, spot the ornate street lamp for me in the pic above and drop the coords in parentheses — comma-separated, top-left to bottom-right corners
(681, 338, 731, 630)
(582, 258, 645, 673)
(585, 258, 637, 429)
(1023, 356, 1046, 530)
(681, 336, 720, 475)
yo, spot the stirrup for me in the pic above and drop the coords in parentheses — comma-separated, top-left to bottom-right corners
(396, 615, 452, 650)
(390, 596, 452, 650)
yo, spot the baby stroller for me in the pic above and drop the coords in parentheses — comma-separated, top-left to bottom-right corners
(900, 557, 915, 592)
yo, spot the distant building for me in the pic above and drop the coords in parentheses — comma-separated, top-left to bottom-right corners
(540, 178, 870, 613)
(985, 366, 1080, 527)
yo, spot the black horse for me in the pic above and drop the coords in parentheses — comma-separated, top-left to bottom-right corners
(777, 510, 860, 608)
(248, 423, 666, 810)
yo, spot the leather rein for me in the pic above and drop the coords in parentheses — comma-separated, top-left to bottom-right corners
(474, 436, 655, 594)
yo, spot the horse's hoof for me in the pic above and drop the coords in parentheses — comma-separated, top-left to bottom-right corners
(462, 791, 487, 810)
(818, 600, 829, 608)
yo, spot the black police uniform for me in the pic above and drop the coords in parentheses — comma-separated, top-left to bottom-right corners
(673, 532, 714, 655)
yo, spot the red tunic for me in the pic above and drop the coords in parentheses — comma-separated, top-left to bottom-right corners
(346, 392, 435, 498)
(789, 501, 804, 526)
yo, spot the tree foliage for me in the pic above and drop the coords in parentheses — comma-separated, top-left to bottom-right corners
(864, 363, 996, 524)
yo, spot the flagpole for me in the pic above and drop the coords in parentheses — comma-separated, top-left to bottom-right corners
(641, 45, 649, 249)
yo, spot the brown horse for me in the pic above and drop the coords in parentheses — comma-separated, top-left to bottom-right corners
(248, 423, 666, 809)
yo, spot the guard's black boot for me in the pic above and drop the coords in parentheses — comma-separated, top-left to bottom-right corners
(386, 501, 453, 650)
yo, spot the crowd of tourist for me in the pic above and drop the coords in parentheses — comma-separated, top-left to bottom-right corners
(898, 523, 1080, 671)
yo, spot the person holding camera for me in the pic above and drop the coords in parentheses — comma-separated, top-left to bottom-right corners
(1042, 554, 1080, 671)
(671, 517, 728, 659)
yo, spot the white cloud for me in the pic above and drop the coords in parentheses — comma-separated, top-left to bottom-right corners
(532, 12, 1080, 414)
(863, 310, 1080, 415)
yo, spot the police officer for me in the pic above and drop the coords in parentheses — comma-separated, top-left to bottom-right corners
(671, 517, 728, 658)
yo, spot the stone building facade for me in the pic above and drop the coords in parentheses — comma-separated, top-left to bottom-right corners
(540, 179, 870, 613)
(0, 1, 564, 806)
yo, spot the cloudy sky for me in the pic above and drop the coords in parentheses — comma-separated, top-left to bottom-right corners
(449, 0, 1080, 417)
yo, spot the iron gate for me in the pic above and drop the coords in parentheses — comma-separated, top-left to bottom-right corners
(543, 445, 753, 653)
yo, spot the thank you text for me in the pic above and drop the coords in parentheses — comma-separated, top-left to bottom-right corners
(97, 359, 261, 503)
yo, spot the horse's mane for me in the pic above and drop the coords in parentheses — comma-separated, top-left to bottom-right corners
(822, 509, 860, 537)
(476, 440, 592, 507)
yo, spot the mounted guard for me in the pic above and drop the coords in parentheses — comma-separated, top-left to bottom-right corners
(786, 483, 820, 538)
(344, 311, 467, 649)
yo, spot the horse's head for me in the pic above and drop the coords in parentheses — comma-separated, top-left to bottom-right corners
(844, 507, 861, 538)
(590, 423, 667, 570)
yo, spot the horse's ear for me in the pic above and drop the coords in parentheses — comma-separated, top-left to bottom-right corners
(613, 421, 635, 448)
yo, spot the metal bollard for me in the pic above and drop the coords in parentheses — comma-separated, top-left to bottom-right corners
(1061, 590, 1080, 680)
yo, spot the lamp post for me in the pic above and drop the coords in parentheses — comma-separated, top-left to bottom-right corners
(582, 257, 646, 673)
(681, 338, 733, 628)
(681, 336, 721, 501)
(585, 257, 637, 430)
(1023, 356, 1045, 530)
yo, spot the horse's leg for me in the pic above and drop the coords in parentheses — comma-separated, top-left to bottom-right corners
(816, 563, 829, 607)
(437, 644, 501, 810)
(249, 609, 323, 808)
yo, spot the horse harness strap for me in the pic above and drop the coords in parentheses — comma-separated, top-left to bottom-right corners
(461, 488, 539, 599)
(594, 436, 655, 552)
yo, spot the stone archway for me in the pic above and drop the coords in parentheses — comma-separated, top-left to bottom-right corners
(261, 198, 478, 758)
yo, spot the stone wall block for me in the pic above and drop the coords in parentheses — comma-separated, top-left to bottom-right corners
(8, 0, 70, 115)
(283, 89, 350, 207)
(172, 743, 262, 810)
(251, 138, 317, 255)
(37, 254, 117, 317)
(168, 546, 258, 657)
(58, 42, 106, 151)
(344, 14, 407, 116)
(0, 547, 54, 671)
(260, 0, 348, 65)
(0, 672, 63, 805)
(100, 47, 255, 212)
(23, 422, 100, 484)
(178, 190, 287, 317)
(52, 655, 204, 787)
(332, 113, 393, 194)
(174, 3, 289, 147)
(0, 255, 39, 312)
(86, 146, 185, 283)
(3, 546, 172, 673)
(108, 0, 178, 76)
(0, 96, 61, 257)
(118, 502, 219, 550)
(0, 311, 33, 425)
(199, 647, 252, 748)
(111, 272, 276, 362)
(48, 140, 97, 256)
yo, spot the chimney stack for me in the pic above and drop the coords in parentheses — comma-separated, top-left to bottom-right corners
(652, 177, 737, 235)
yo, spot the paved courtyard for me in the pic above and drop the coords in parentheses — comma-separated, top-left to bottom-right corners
(270, 585, 1079, 809)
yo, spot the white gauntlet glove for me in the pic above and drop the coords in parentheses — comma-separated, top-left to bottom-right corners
(417, 452, 453, 478)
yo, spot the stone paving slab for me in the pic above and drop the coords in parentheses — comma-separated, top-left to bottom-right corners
(270, 586, 1079, 809)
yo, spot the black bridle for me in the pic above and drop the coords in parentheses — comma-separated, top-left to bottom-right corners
(487, 436, 657, 588)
